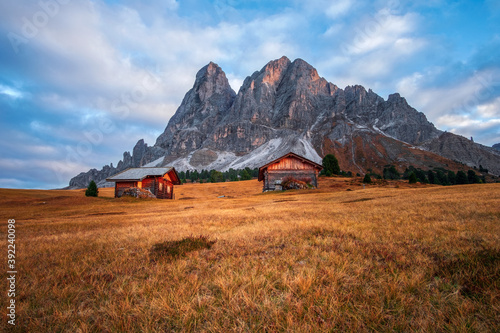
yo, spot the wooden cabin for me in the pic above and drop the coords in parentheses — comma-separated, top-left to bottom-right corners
(258, 152, 323, 192)
(106, 167, 181, 199)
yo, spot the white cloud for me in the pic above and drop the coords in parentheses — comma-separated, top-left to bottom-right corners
(0, 84, 24, 99)
(323, 23, 344, 37)
(300, 0, 353, 19)
(437, 115, 500, 142)
(477, 96, 500, 118)
(226, 73, 244, 93)
(325, 0, 353, 19)
(397, 68, 500, 120)
(395, 67, 500, 145)
(343, 11, 419, 55)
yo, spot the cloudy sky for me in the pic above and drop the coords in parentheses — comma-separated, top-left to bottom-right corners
(1, 0, 499, 189)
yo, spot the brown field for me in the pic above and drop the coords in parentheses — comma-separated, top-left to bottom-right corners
(1, 177, 499, 332)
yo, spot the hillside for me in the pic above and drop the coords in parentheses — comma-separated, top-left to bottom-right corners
(69, 57, 500, 188)
(1, 180, 499, 331)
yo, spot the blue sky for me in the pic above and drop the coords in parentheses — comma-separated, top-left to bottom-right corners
(1, 0, 499, 189)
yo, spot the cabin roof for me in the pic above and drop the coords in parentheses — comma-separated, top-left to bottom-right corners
(258, 152, 323, 181)
(106, 167, 180, 184)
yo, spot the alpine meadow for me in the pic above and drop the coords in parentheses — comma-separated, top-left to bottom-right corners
(1, 178, 499, 331)
(2, 1, 500, 332)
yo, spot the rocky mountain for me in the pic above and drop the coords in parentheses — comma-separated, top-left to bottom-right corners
(69, 56, 500, 188)
(493, 143, 500, 152)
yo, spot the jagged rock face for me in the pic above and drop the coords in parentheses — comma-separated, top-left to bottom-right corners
(493, 143, 500, 151)
(376, 93, 441, 144)
(69, 56, 500, 188)
(69, 165, 116, 189)
(155, 62, 236, 155)
(68, 139, 164, 189)
(421, 132, 500, 175)
(204, 57, 339, 154)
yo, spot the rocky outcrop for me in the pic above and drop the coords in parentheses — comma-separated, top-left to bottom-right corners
(68, 139, 165, 189)
(120, 187, 156, 199)
(69, 56, 500, 188)
(155, 62, 236, 156)
(493, 143, 500, 152)
(69, 164, 117, 189)
(421, 132, 500, 175)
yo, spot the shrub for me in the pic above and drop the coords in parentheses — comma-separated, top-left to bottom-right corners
(85, 180, 98, 197)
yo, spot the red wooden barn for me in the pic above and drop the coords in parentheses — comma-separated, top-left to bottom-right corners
(106, 167, 181, 199)
(258, 152, 323, 192)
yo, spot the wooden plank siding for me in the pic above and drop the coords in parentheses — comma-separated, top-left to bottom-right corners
(258, 153, 323, 192)
(142, 177, 174, 199)
(264, 170, 319, 190)
(108, 167, 180, 199)
(115, 181, 137, 198)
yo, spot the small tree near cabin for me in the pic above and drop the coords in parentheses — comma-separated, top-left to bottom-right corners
(85, 180, 99, 197)
(322, 154, 340, 176)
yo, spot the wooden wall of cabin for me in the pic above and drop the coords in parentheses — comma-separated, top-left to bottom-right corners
(267, 157, 313, 171)
(157, 178, 174, 199)
(115, 181, 137, 197)
(263, 169, 319, 191)
(142, 176, 174, 199)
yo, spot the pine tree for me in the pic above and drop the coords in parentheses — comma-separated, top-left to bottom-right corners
(427, 170, 436, 184)
(467, 170, 480, 184)
(85, 180, 98, 197)
(409, 172, 418, 184)
(322, 154, 340, 175)
(240, 169, 252, 180)
(210, 170, 224, 183)
(447, 170, 456, 185)
(456, 171, 468, 184)
(363, 174, 372, 184)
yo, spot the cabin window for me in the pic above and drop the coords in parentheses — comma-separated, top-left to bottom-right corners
(159, 183, 163, 191)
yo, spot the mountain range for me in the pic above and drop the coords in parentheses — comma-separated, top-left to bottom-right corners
(69, 56, 500, 188)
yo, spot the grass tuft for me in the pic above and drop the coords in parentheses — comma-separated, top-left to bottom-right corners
(433, 248, 500, 300)
(150, 235, 216, 261)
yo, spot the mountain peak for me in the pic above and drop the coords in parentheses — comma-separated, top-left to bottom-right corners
(196, 61, 224, 81)
(69, 56, 500, 188)
(192, 61, 235, 101)
(260, 56, 292, 86)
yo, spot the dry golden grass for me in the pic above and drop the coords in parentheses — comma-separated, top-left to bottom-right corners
(1, 178, 499, 332)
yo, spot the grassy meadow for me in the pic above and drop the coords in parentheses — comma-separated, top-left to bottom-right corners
(1, 177, 499, 332)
